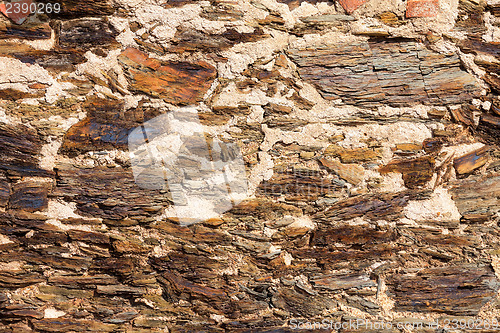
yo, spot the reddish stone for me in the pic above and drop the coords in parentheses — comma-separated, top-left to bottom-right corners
(406, 0, 439, 18)
(338, 0, 367, 14)
(118, 47, 217, 105)
(0, 0, 33, 25)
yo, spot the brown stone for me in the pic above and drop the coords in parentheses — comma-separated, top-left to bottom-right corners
(287, 41, 482, 107)
(38, 285, 94, 299)
(339, 148, 383, 163)
(319, 158, 365, 185)
(161, 271, 227, 300)
(228, 198, 302, 221)
(311, 225, 397, 246)
(455, 0, 487, 35)
(33, 319, 117, 332)
(1, 304, 44, 320)
(478, 114, 500, 145)
(271, 288, 336, 317)
(169, 26, 266, 53)
(314, 190, 429, 222)
(0, 45, 86, 72)
(96, 284, 146, 296)
(118, 47, 216, 104)
(111, 236, 149, 254)
(453, 146, 489, 174)
(450, 174, 500, 222)
(394, 143, 423, 154)
(58, 97, 167, 156)
(48, 274, 118, 288)
(0, 271, 44, 288)
(68, 230, 110, 244)
(422, 137, 445, 153)
(8, 182, 50, 212)
(387, 265, 500, 315)
(459, 38, 500, 59)
(59, 104, 127, 156)
(58, 18, 118, 51)
(0, 172, 10, 207)
(0, 123, 52, 177)
(450, 106, 474, 126)
(257, 168, 340, 200)
(44, 0, 115, 19)
(0, 22, 51, 40)
(378, 12, 402, 26)
(379, 156, 435, 188)
(312, 274, 376, 291)
(0, 88, 45, 101)
(52, 163, 171, 221)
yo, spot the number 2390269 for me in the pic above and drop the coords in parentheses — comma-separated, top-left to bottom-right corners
(5, 2, 61, 14)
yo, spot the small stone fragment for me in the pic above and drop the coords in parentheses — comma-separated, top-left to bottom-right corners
(453, 146, 489, 174)
(319, 158, 365, 185)
(379, 156, 434, 188)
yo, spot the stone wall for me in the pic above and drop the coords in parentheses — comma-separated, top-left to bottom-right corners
(0, 0, 499, 332)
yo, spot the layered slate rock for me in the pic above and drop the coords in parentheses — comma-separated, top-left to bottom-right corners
(0, 22, 52, 40)
(59, 97, 138, 156)
(387, 265, 500, 315)
(257, 168, 341, 200)
(293, 224, 400, 271)
(379, 156, 435, 188)
(314, 190, 430, 222)
(453, 146, 489, 175)
(53, 163, 171, 221)
(0, 173, 10, 207)
(43, 0, 115, 19)
(118, 47, 217, 104)
(1, 0, 500, 331)
(169, 26, 267, 53)
(478, 113, 500, 145)
(8, 181, 50, 212)
(449, 174, 500, 222)
(455, 0, 487, 36)
(59, 98, 171, 157)
(0, 41, 86, 72)
(287, 40, 482, 107)
(58, 18, 119, 51)
(0, 123, 52, 177)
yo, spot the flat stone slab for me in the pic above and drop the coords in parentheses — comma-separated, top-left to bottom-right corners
(287, 40, 482, 107)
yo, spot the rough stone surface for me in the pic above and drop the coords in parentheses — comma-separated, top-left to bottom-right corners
(0, 0, 499, 332)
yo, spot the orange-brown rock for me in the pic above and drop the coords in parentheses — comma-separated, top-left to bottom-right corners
(0, 22, 51, 39)
(339, 0, 367, 14)
(319, 158, 365, 185)
(118, 47, 217, 104)
(324, 145, 383, 163)
(379, 156, 435, 188)
(453, 146, 489, 175)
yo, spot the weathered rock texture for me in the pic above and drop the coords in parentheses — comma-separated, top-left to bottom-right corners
(0, 0, 500, 332)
